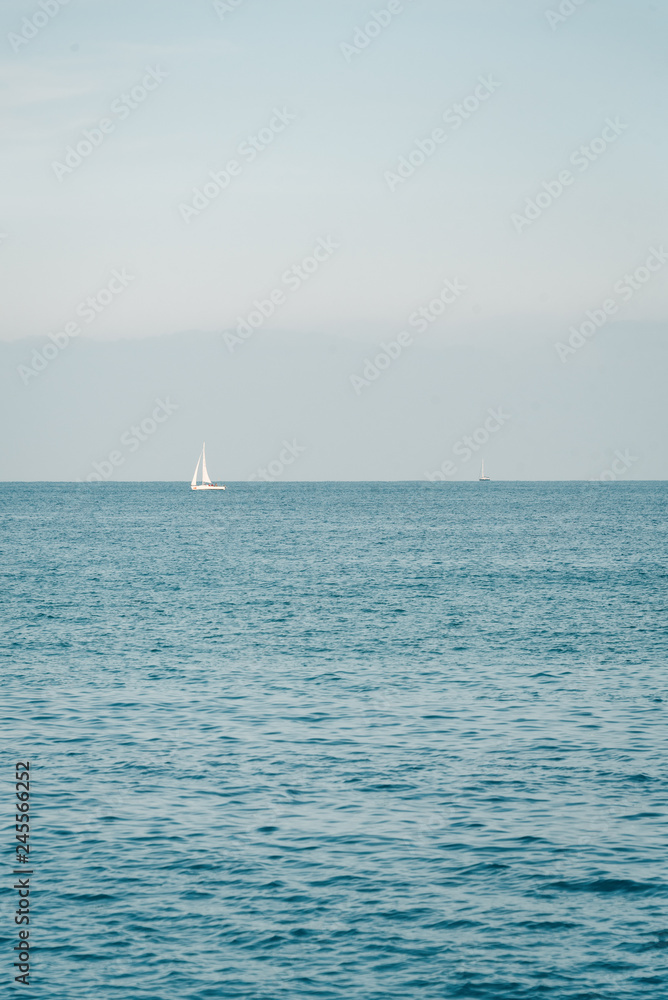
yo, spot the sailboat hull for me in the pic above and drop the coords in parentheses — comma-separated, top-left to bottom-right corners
(191, 485, 226, 490)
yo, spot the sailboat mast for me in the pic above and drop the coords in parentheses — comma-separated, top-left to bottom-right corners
(201, 442, 211, 484)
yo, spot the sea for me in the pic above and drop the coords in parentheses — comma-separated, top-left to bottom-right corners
(1, 482, 667, 999)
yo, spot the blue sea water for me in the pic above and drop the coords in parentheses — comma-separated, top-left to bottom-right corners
(1, 482, 667, 999)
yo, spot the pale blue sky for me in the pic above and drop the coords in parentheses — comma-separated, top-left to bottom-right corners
(1, 0, 666, 478)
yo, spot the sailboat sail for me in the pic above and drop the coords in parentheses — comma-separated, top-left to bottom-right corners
(201, 443, 212, 485)
(191, 452, 201, 487)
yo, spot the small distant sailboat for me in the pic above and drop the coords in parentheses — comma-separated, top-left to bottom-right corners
(191, 443, 226, 491)
(479, 460, 490, 481)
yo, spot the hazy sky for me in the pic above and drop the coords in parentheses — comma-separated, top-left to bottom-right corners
(1, 0, 666, 479)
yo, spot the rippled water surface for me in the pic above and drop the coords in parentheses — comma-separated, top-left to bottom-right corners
(2, 482, 667, 999)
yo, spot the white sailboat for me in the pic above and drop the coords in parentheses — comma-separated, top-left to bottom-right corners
(479, 460, 490, 481)
(191, 443, 226, 490)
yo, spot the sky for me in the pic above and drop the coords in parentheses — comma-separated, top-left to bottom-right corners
(1, 0, 666, 480)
